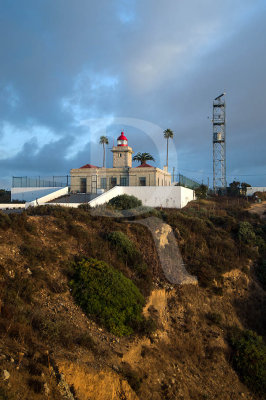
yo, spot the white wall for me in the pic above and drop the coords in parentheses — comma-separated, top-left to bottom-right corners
(0, 204, 26, 210)
(11, 187, 66, 202)
(25, 187, 69, 208)
(88, 186, 194, 209)
(246, 187, 266, 196)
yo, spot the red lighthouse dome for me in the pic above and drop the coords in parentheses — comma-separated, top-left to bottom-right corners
(117, 132, 128, 147)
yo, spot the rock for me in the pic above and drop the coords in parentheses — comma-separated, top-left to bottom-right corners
(44, 383, 50, 396)
(2, 370, 10, 380)
(112, 364, 119, 372)
(8, 270, 15, 278)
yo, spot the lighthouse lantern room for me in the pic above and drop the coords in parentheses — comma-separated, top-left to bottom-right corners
(117, 132, 128, 147)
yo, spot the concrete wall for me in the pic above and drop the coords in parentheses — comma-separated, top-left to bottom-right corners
(11, 187, 66, 202)
(246, 187, 266, 196)
(25, 187, 69, 208)
(88, 186, 194, 209)
(0, 204, 26, 210)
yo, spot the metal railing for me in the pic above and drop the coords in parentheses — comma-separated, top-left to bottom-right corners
(12, 176, 70, 188)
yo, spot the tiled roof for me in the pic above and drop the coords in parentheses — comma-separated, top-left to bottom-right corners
(80, 164, 100, 169)
(135, 162, 153, 168)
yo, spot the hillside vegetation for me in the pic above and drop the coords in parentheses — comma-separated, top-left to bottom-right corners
(0, 197, 265, 400)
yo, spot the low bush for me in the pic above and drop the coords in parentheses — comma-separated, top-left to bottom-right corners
(106, 231, 152, 294)
(78, 203, 91, 211)
(228, 327, 266, 396)
(67, 221, 90, 242)
(106, 231, 142, 265)
(31, 312, 88, 348)
(108, 194, 142, 210)
(206, 312, 222, 325)
(69, 258, 146, 336)
(256, 259, 266, 290)
(20, 243, 57, 266)
(0, 212, 11, 229)
(121, 363, 143, 393)
(238, 221, 256, 244)
(27, 377, 44, 394)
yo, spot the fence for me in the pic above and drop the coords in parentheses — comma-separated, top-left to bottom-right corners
(12, 176, 69, 188)
(12, 173, 200, 192)
(173, 174, 200, 190)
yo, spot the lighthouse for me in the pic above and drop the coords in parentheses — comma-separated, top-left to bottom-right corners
(111, 132, 133, 168)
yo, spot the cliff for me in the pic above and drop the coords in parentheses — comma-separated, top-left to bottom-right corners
(0, 198, 265, 400)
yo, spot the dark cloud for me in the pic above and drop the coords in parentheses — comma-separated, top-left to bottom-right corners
(0, 0, 265, 188)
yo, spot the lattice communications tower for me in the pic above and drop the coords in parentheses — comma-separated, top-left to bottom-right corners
(213, 93, 226, 191)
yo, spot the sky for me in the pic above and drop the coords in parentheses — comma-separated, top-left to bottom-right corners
(0, 0, 266, 189)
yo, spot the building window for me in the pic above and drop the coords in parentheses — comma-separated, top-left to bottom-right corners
(101, 177, 107, 189)
(119, 153, 122, 157)
(158, 178, 159, 186)
(120, 176, 128, 186)
(110, 177, 117, 187)
(139, 177, 146, 186)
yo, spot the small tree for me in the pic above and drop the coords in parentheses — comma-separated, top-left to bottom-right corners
(229, 181, 241, 197)
(132, 152, 155, 165)
(241, 182, 251, 196)
(195, 184, 208, 199)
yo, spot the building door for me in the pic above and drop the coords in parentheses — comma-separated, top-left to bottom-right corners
(91, 175, 97, 193)
(120, 176, 129, 186)
(110, 177, 117, 188)
(139, 177, 146, 186)
(80, 178, 87, 193)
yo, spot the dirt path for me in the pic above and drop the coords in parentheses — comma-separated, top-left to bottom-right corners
(248, 200, 266, 219)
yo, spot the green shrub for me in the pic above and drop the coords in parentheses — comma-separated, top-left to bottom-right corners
(69, 258, 145, 336)
(228, 327, 266, 395)
(238, 221, 256, 244)
(106, 231, 142, 265)
(106, 231, 151, 294)
(108, 194, 142, 210)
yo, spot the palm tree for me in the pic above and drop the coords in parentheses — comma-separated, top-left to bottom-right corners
(99, 136, 109, 167)
(163, 128, 174, 170)
(133, 152, 155, 164)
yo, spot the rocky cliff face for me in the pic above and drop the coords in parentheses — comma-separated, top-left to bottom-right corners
(0, 200, 265, 399)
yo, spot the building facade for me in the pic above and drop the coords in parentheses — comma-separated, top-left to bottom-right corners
(70, 132, 171, 193)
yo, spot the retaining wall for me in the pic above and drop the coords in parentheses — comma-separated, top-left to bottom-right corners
(25, 187, 69, 208)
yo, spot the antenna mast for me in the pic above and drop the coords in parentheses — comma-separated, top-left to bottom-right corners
(213, 93, 226, 192)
